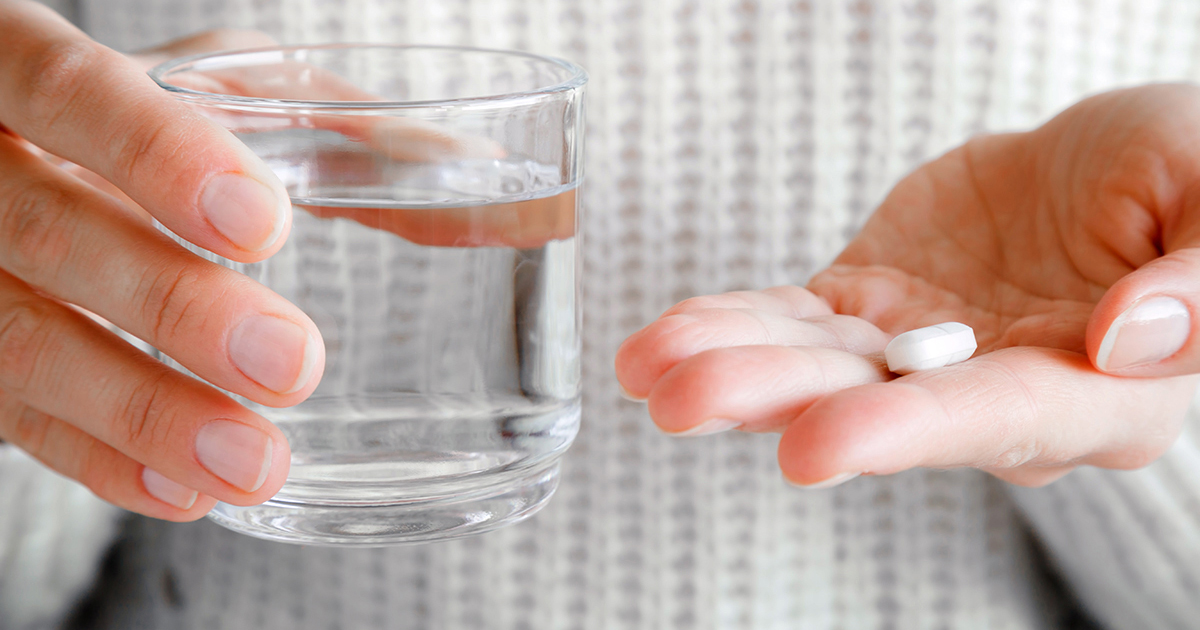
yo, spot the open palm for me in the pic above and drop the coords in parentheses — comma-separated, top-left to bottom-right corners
(616, 85, 1200, 488)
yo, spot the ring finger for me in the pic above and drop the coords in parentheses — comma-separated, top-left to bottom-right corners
(0, 389, 219, 519)
(0, 268, 290, 506)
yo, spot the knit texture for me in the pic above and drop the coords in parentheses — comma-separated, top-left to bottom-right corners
(0, 448, 122, 630)
(1010, 390, 1200, 630)
(5, 0, 1200, 628)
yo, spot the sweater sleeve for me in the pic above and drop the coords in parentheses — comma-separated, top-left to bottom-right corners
(1007, 386, 1200, 630)
(0, 446, 124, 630)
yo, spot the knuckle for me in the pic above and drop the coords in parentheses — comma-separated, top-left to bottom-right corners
(19, 40, 108, 133)
(0, 180, 79, 279)
(0, 299, 58, 393)
(139, 266, 209, 342)
(9, 403, 53, 455)
(108, 113, 193, 188)
(72, 435, 120, 498)
(117, 371, 174, 450)
(987, 440, 1044, 469)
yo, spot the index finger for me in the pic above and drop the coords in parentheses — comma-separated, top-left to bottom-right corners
(0, 1, 289, 260)
(778, 347, 1197, 486)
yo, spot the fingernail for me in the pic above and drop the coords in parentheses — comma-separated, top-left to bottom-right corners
(618, 386, 647, 403)
(195, 420, 273, 492)
(229, 315, 319, 394)
(1097, 296, 1190, 371)
(669, 418, 741, 437)
(200, 173, 287, 252)
(142, 467, 198, 510)
(786, 472, 861, 490)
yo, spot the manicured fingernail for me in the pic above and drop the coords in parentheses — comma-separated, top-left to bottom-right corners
(229, 315, 319, 394)
(195, 420, 273, 492)
(670, 418, 741, 437)
(618, 386, 647, 403)
(1097, 296, 1190, 371)
(786, 472, 861, 490)
(200, 173, 287, 252)
(142, 467, 198, 510)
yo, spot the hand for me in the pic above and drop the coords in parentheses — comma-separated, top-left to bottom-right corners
(0, 6, 322, 520)
(616, 84, 1200, 488)
(156, 43, 572, 248)
(302, 189, 576, 248)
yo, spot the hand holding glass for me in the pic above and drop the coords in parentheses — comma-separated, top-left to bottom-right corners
(150, 45, 586, 545)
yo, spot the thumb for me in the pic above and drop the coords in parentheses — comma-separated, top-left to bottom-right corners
(1089, 247, 1200, 376)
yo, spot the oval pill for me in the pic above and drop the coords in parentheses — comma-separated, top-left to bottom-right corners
(884, 322, 977, 375)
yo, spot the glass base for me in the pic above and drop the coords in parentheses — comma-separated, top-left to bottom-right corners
(207, 460, 561, 546)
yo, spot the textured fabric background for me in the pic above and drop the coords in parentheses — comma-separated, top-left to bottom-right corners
(5, 0, 1200, 629)
(0, 449, 121, 630)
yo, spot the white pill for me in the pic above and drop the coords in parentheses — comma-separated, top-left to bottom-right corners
(884, 322, 977, 375)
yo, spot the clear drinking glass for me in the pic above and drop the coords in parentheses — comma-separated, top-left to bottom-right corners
(149, 45, 585, 545)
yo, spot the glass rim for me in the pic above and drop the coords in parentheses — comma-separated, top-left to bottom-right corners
(148, 43, 588, 110)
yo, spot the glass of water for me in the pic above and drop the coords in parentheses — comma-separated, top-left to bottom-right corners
(149, 45, 585, 545)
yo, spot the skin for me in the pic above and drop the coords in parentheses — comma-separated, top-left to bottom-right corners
(0, 6, 313, 521)
(154, 40, 565, 247)
(617, 85, 1200, 488)
(0, 3, 572, 521)
(4, 0, 1198, 517)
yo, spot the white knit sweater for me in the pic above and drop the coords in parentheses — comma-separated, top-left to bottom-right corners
(6, 1, 1200, 628)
